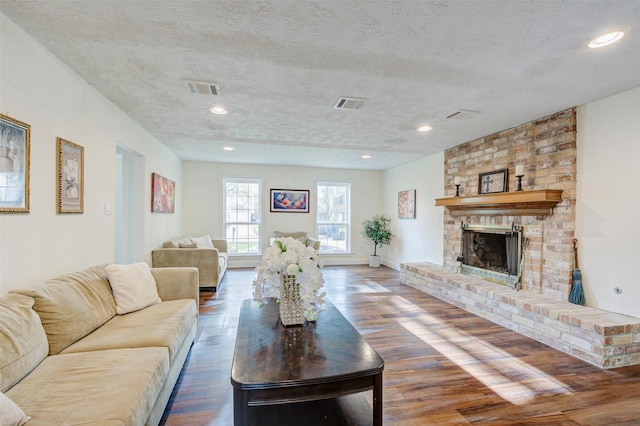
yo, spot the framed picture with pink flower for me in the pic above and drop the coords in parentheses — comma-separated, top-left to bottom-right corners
(270, 189, 309, 213)
(151, 172, 175, 213)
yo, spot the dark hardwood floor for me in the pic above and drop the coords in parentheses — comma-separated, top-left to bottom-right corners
(160, 266, 640, 425)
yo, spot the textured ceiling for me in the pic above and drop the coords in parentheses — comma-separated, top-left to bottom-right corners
(1, 1, 639, 170)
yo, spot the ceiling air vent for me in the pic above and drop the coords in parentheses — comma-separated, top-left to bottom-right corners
(186, 80, 221, 96)
(334, 97, 366, 110)
(446, 109, 480, 120)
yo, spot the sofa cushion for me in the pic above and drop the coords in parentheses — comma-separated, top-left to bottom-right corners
(9, 265, 115, 355)
(60, 299, 197, 363)
(274, 231, 307, 243)
(191, 235, 214, 248)
(5, 347, 169, 425)
(105, 262, 162, 315)
(0, 391, 30, 426)
(162, 236, 192, 248)
(179, 242, 197, 248)
(0, 294, 49, 393)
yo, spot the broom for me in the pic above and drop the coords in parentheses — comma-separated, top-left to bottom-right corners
(569, 238, 586, 305)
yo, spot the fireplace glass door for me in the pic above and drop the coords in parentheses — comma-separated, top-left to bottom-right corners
(460, 226, 521, 287)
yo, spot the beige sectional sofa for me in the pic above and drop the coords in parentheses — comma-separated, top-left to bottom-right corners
(152, 236, 227, 290)
(0, 264, 199, 426)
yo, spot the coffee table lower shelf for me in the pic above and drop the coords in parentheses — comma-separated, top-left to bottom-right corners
(241, 393, 375, 426)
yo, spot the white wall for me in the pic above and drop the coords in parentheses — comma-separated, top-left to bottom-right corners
(182, 161, 382, 267)
(382, 152, 444, 269)
(0, 13, 182, 293)
(576, 86, 640, 318)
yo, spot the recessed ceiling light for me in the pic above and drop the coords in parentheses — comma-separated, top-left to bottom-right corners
(588, 31, 624, 48)
(361, 155, 371, 159)
(222, 146, 234, 151)
(417, 125, 433, 132)
(210, 106, 228, 115)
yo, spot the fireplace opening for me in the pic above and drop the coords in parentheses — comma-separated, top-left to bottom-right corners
(459, 224, 522, 288)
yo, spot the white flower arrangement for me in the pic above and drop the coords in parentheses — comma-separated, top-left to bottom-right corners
(253, 237, 326, 321)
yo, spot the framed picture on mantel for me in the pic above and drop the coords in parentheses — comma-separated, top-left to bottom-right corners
(478, 169, 508, 194)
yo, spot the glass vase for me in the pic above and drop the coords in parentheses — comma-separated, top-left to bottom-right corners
(279, 274, 305, 327)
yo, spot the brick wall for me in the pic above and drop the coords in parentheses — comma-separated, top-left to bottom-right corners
(443, 108, 577, 301)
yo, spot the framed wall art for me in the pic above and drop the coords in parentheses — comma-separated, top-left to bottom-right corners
(151, 172, 175, 213)
(398, 189, 416, 219)
(270, 189, 309, 213)
(57, 137, 84, 213)
(478, 168, 508, 194)
(0, 113, 30, 213)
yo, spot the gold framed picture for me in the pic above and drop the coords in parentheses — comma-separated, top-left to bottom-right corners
(57, 137, 84, 213)
(0, 113, 30, 213)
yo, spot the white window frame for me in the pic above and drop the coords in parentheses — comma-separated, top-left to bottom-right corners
(316, 182, 350, 254)
(223, 178, 262, 256)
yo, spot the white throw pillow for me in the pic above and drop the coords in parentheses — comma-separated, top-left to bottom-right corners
(191, 235, 214, 249)
(0, 392, 30, 426)
(106, 262, 162, 315)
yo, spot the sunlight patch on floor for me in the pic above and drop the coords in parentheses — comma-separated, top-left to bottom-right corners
(354, 281, 392, 293)
(390, 296, 573, 405)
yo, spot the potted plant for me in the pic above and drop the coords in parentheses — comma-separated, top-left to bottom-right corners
(361, 214, 393, 267)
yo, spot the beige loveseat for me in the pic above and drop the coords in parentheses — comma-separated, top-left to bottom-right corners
(152, 236, 228, 290)
(0, 264, 198, 426)
(271, 231, 321, 251)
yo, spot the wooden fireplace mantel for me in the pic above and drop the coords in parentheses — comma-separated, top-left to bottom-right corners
(435, 189, 563, 216)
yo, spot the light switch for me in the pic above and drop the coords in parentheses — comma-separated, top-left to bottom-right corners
(105, 202, 112, 215)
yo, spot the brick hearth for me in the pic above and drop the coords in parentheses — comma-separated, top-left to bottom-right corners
(401, 262, 640, 368)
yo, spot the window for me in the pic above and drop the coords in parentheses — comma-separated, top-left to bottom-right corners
(317, 182, 350, 253)
(224, 179, 261, 254)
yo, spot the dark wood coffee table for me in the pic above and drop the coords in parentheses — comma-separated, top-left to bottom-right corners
(230, 298, 384, 425)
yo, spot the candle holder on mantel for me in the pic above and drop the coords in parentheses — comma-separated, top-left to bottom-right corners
(515, 165, 525, 191)
(454, 177, 462, 197)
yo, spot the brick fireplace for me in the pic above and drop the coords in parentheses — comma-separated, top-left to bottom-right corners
(400, 108, 640, 368)
(443, 108, 576, 301)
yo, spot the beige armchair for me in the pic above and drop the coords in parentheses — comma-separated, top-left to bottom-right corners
(152, 236, 228, 290)
(271, 231, 320, 251)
